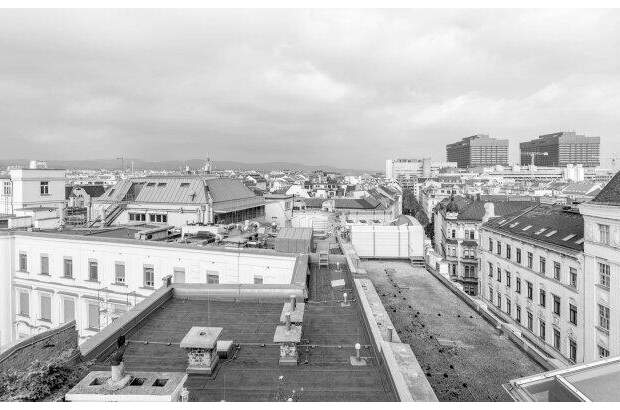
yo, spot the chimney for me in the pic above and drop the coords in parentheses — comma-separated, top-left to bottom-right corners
(285, 312, 291, 330)
(482, 202, 495, 223)
(289, 295, 296, 312)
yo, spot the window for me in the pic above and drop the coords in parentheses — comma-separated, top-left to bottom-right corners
(40, 255, 49, 275)
(489, 287, 494, 303)
(497, 241, 502, 256)
(63, 298, 75, 323)
(506, 298, 512, 315)
(207, 272, 219, 284)
(569, 304, 577, 325)
(527, 281, 533, 300)
(88, 260, 98, 281)
(599, 263, 610, 289)
(570, 267, 577, 288)
(18, 291, 29, 317)
(527, 252, 533, 269)
(539, 319, 546, 341)
(569, 339, 577, 362)
(497, 267, 502, 282)
(539, 257, 546, 274)
(599, 224, 610, 245)
(516, 248, 522, 264)
(506, 271, 511, 288)
(143, 266, 155, 288)
(598, 345, 610, 358)
(506, 245, 511, 260)
(18, 252, 28, 272)
(553, 328, 561, 350)
(63, 257, 73, 278)
(553, 295, 561, 315)
(3, 181, 11, 195)
(253, 275, 264, 284)
(488, 262, 493, 278)
(40, 294, 51, 321)
(539, 289, 546, 307)
(129, 213, 146, 222)
(553, 262, 561, 281)
(488, 238, 493, 252)
(115, 262, 125, 284)
(451, 229, 455, 239)
(527, 311, 533, 331)
(599, 304, 610, 331)
(40, 181, 49, 195)
(516, 278, 521, 294)
(516, 305, 521, 323)
(497, 293, 502, 309)
(149, 214, 168, 223)
(87, 303, 100, 331)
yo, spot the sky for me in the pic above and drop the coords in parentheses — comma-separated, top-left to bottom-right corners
(1, 8, 620, 170)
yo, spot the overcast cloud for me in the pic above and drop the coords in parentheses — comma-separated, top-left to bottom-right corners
(1, 9, 620, 170)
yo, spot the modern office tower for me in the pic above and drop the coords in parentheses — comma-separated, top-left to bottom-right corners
(446, 134, 509, 168)
(520, 132, 600, 167)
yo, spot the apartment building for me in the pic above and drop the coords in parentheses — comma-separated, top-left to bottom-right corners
(0, 166, 66, 223)
(579, 171, 620, 362)
(0, 226, 306, 349)
(433, 196, 535, 295)
(479, 204, 585, 365)
(92, 176, 265, 227)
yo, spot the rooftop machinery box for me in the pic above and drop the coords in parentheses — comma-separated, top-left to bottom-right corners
(350, 224, 423, 259)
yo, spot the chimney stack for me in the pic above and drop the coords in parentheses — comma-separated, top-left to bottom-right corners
(285, 312, 291, 330)
(482, 202, 495, 223)
(289, 295, 296, 312)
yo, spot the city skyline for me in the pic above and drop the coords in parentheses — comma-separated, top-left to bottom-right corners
(2, 9, 620, 169)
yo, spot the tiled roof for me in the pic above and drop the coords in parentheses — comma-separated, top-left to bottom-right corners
(77, 185, 106, 198)
(591, 171, 620, 205)
(561, 182, 600, 196)
(302, 197, 383, 210)
(457, 201, 535, 221)
(482, 204, 584, 251)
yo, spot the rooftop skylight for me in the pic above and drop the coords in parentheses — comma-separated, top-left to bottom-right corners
(544, 230, 557, 237)
(522, 225, 532, 231)
(562, 234, 576, 241)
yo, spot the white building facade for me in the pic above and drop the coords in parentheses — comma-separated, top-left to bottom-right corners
(0, 229, 304, 349)
(479, 205, 585, 365)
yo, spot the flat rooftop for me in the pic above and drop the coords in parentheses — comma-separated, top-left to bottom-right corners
(87, 265, 396, 401)
(361, 260, 545, 401)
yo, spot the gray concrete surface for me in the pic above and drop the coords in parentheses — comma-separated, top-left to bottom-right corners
(361, 260, 545, 401)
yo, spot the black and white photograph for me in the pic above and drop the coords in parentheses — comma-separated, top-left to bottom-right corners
(0, 1, 619, 404)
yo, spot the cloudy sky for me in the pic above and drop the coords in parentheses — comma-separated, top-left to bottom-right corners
(1, 8, 620, 170)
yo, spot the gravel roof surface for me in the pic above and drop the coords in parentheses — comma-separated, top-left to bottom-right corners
(361, 260, 545, 401)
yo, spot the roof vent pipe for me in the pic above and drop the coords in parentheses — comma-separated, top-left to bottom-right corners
(355, 343, 361, 360)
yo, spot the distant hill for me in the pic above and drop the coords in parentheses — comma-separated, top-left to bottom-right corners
(0, 158, 377, 175)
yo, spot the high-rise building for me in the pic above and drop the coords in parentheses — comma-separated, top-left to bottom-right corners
(446, 134, 509, 168)
(520, 132, 600, 167)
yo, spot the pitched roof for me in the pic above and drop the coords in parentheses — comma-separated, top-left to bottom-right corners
(457, 201, 535, 221)
(591, 171, 620, 205)
(98, 177, 262, 208)
(77, 185, 106, 198)
(482, 204, 584, 252)
(302, 197, 383, 210)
